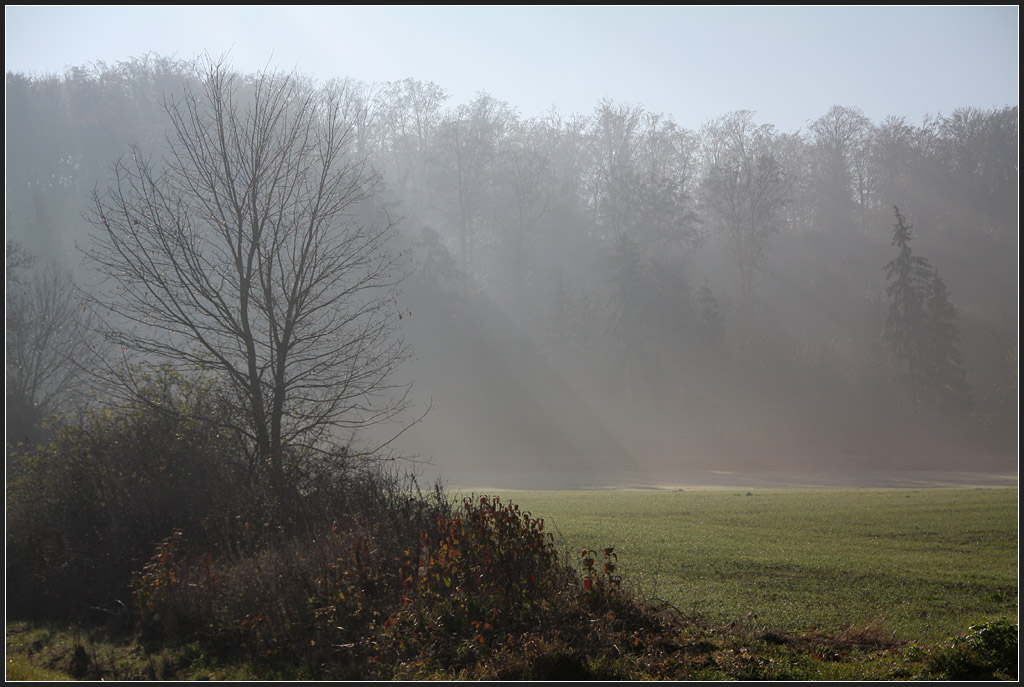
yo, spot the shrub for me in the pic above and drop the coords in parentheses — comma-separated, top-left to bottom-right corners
(129, 493, 613, 678)
(127, 480, 452, 676)
(414, 496, 562, 618)
(6, 372, 254, 619)
(925, 619, 1018, 680)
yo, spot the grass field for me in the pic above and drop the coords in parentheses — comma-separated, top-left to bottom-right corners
(6, 485, 1016, 680)
(476, 487, 1018, 645)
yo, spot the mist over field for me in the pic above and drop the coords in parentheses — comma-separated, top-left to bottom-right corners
(5, 54, 1018, 490)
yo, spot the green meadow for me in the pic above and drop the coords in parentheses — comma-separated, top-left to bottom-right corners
(481, 487, 1018, 644)
(7, 484, 1016, 680)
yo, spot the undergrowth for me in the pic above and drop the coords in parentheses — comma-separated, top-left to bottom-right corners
(7, 489, 1017, 680)
(5, 391, 1017, 680)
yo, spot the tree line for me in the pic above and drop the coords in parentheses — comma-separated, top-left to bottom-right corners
(5, 55, 1018, 469)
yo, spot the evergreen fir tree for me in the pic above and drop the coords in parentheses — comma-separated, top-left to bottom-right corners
(884, 206, 971, 417)
(922, 270, 972, 413)
(883, 206, 934, 412)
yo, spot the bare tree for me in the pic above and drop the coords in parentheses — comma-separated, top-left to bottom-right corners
(809, 105, 871, 230)
(701, 111, 790, 310)
(589, 102, 700, 254)
(492, 119, 556, 294)
(6, 241, 97, 444)
(431, 92, 514, 272)
(372, 78, 449, 204)
(86, 59, 412, 490)
(589, 100, 644, 240)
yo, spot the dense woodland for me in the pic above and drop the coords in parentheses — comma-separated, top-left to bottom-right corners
(5, 55, 1018, 482)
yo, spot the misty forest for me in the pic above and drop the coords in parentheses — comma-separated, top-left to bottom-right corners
(4, 55, 1018, 680)
(7, 55, 1016, 481)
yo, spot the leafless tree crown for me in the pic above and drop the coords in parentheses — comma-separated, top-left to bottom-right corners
(87, 59, 411, 470)
(6, 241, 97, 438)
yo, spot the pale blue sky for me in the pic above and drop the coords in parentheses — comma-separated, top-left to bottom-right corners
(5, 5, 1019, 132)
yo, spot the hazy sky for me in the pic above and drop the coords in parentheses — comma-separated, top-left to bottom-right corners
(5, 5, 1019, 132)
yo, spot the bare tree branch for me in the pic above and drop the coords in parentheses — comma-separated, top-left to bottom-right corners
(85, 58, 413, 488)
(6, 243, 100, 443)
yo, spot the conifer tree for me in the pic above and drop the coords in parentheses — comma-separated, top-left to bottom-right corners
(922, 270, 972, 413)
(884, 206, 971, 416)
(883, 206, 934, 412)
